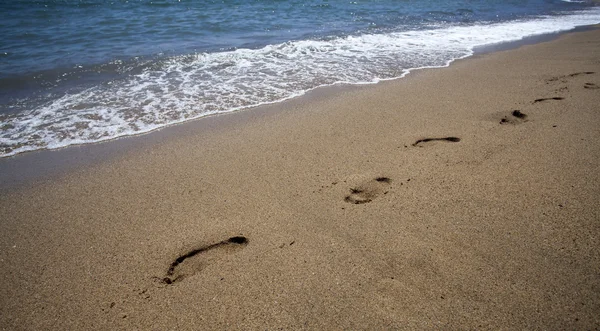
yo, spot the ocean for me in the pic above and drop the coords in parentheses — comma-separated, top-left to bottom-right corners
(1, 0, 599, 157)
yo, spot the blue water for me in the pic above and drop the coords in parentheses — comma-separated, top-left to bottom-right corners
(1, 0, 599, 157)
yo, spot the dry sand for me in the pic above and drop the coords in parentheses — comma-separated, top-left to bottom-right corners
(1, 28, 599, 330)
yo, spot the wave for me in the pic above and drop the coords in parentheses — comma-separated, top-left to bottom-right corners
(1, 8, 600, 157)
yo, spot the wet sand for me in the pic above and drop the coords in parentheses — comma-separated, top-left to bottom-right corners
(1, 28, 599, 330)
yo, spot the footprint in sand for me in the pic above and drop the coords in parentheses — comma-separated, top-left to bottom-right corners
(162, 236, 248, 284)
(533, 97, 564, 103)
(412, 137, 461, 147)
(500, 110, 528, 125)
(584, 82, 599, 89)
(546, 71, 595, 83)
(567, 71, 595, 77)
(344, 176, 391, 204)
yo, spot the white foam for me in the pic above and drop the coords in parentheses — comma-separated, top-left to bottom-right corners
(2, 8, 600, 157)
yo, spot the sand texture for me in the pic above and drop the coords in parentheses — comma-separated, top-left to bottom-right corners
(1, 29, 599, 330)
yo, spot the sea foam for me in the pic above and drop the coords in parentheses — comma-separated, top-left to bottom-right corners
(1, 8, 600, 157)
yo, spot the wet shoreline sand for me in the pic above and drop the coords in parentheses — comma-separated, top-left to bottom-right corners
(0, 25, 594, 190)
(1, 28, 599, 329)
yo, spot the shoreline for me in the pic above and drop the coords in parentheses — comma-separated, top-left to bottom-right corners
(1, 27, 599, 329)
(1, 24, 598, 191)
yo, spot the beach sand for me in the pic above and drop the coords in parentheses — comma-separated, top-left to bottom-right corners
(1, 28, 599, 330)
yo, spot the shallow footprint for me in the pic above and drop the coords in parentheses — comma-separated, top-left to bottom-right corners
(533, 97, 564, 103)
(546, 72, 595, 82)
(568, 71, 595, 77)
(584, 82, 599, 89)
(500, 110, 528, 125)
(344, 177, 391, 204)
(412, 137, 460, 147)
(162, 236, 248, 284)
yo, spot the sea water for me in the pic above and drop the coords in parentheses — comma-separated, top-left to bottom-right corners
(1, 0, 599, 157)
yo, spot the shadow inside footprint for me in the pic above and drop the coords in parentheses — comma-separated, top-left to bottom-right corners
(533, 97, 564, 103)
(511, 110, 526, 119)
(412, 137, 460, 147)
(344, 177, 391, 204)
(162, 236, 248, 284)
(584, 83, 599, 89)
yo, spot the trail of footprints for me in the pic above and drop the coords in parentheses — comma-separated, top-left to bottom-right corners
(545, 71, 595, 83)
(155, 72, 596, 285)
(544, 71, 597, 93)
(502, 71, 597, 124)
(338, 72, 597, 205)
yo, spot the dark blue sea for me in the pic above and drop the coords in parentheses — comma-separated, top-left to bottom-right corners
(1, 0, 599, 157)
